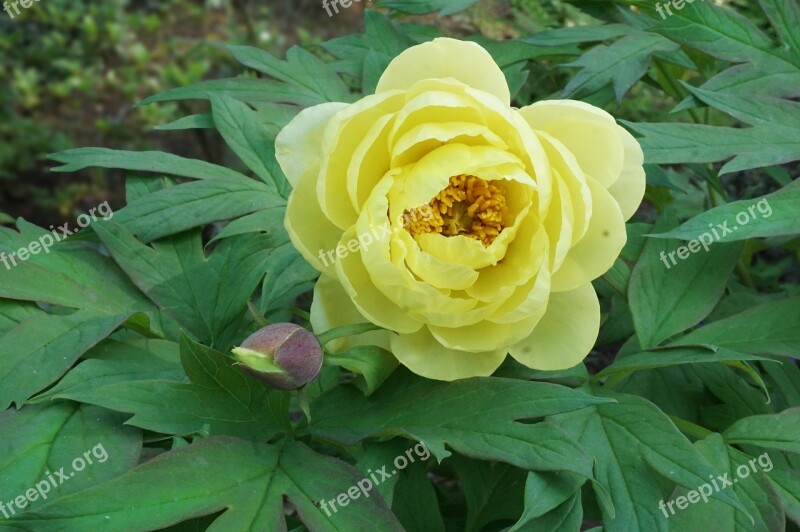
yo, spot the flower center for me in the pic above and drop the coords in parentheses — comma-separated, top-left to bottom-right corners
(404, 174, 508, 246)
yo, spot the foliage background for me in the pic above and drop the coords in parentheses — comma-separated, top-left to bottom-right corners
(0, 0, 799, 531)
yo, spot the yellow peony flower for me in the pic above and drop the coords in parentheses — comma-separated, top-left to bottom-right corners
(275, 38, 645, 381)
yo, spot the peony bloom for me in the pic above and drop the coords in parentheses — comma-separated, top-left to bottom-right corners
(275, 38, 645, 381)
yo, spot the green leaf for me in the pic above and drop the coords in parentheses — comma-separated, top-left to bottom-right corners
(672, 296, 800, 357)
(451, 457, 525, 532)
(325, 345, 399, 396)
(0, 309, 131, 409)
(561, 32, 679, 101)
(391, 461, 446, 532)
(667, 434, 783, 531)
(259, 241, 318, 317)
(723, 408, 800, 453)
(625, 119, 800, 175)
(310, 369, 613, 479)
(226, 44, 350, 103)
(94, 224, 273, 348)
(511, 470, 585, 531)
(0, 403, 141, 515)
(46, 334, 289, 440)
(629, 213, 743, 348)
(377, 0, 480, 16)
(595, 347, 775, 380)
(154, 113, 214, 131)
(549, 387, 749, 531)
(49, 148, 247, 181)
(137, 77, 329, 107)
(5, 438, 403, 531)
(30, 338, 183, 404)
(652, 179, 800, 242)
(520, 24, 632, 47)
(210, 94, 288, 195)
(111, 178, 285, 243)
(650, 0, 800, 103)
(759, 0, 800, 58)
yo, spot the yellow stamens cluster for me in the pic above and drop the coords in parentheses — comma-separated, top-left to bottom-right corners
(404, 174, 508, 246)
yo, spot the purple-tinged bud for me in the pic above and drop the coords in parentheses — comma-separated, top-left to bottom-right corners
(232, 323, 323, 390)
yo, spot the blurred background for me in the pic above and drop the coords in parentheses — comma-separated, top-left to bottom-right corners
(0, 0, 768, 229)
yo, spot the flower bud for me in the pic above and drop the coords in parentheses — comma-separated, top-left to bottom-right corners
(232, 323, 323, 390)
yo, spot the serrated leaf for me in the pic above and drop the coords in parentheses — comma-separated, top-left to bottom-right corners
(49, 148, 247, 181)
(561, 32, 678, 101)
(0, 403, 140, 516)
(46, 335, 289, 440)
(210, 94, 288, 195)
(451, 457, 526, 532)
(595, 347, 775, 381)
(137, 77, 328, 107)
(549, 387, 748, 532)
(310, 369, 613, 479)
(0, 309, 131, 409)
(511, 470, 585, 531)
(723, 408, 800, 453)
(226, 44, 350, 103)
(653, 178, 800, 242)
(391, 461, 446, 532)
(672, 296, 800, 357)
(4, 438, 403, 531)
(30, 339, 183, 404)
(629, 213, 743, 348)
(114, 179, 283, 244)
(668, 434, 783, 531)
(94, 224, 273, 348)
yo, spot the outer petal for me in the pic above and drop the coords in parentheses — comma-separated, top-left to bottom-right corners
(310, 274, 392, 352)
(550, 176, 626, 292)
(376, 38, 511, 105)
(607, 125, 646, 220)
(518, 100, 624, 188)
(275, 102, 348, 187)
(390, 326, 507, 381)
(509, 282, 600, 371)
(335, 226, 424, 335)
(284, 166, 342, 274)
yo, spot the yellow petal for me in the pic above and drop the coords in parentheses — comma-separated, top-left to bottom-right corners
(376, 38, 511, 105)
(551, 176, 626, 292)
(275, 102, 348, 187)
(318, 91, 405, 229)
(347, 113, 395, 209)
(396, 229, 479, 291)
(391, 121, 507, 168)
(518, 100, 624, 188)
(607, 125, 646, 220)
(429, 309, 543, 353)
(391, 326, 507, 381)
(310, 274, 392, 352)
(284, 161, 342, 274)
(334, 226, 424, 335)
(509, 282, 599, 371)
